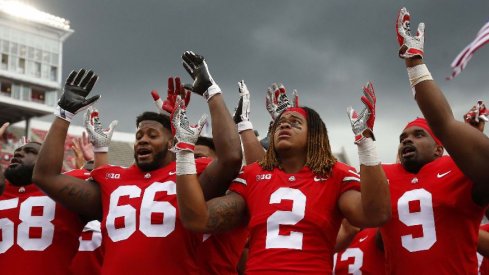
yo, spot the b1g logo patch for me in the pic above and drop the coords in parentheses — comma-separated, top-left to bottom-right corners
(256, 174, 272, 181)
(105, 173, 121, 179)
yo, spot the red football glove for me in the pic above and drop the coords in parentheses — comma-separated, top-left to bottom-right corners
(265, 83, 299, 120)
(464, 100, 489, 124)
(151, 76, 191, 116)
(170, 96, 207, 152)
(396, 7, 425, 59)
(347, 82, 376, 144)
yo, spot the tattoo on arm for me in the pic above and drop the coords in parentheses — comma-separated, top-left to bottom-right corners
(206, 194, 245, 232)
(59, 185, 91, 201)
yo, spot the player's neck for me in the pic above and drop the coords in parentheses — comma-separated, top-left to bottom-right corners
(278, 153, 307, 174)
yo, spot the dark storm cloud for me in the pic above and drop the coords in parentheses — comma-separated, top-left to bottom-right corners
(34, 0, 489, 166)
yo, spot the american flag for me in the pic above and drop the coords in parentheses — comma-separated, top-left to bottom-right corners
(447, 21, 489, 80)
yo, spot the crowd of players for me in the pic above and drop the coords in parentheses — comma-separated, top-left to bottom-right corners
(1, 7, 489, 275)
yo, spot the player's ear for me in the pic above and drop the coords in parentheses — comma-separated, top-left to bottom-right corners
(167, 137, 175, 150)
(434, 144, 444, 157)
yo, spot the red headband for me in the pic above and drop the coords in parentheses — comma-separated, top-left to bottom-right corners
(283, 107, 307, 120)
(404, 118, 442, 145)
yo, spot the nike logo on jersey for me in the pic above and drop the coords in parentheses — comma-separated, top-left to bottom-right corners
(437, 171, 451, 178)
(314, 177, 327, 182)
(359, 236, 368, 242)
(169, 171, 177, 175)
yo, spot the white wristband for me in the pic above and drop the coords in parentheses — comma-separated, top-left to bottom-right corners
(356, 137, 380, 166)
(176, 150, 197, 175)
(407, 64, 433, 97)
(237, 121, 253, 133)
(203, 84, 222, 102)
(93, 146, 109, 153)
(54, 106, 74, 122)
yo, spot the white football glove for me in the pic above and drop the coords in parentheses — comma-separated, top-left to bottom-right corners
(265, 83, 299, 120)
(396, 7, 425, 59)
(84, 106, 118, 153)
(171, 96, 207, 152)
(233, 80, 253, 132)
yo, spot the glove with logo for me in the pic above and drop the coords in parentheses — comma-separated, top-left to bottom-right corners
(171, 96, 207, 152)
(396, 7, 425, 59)
(233, 80, 253, 133)
(464, 100, 489, 124)
(464, 100, 489, 132)
(347, 82, 376, 144)
(347, 82, 379, 166)
(182, 51, 221, 102)
(84, 107, 118, 153)
(171, 96, 207, 175)
(55, 69, 101, 122)
(265, 83, 299, 120)
(151, 76, 191, 116)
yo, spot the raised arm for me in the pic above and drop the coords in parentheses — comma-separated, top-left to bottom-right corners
(33, 69, 102, 220)
(339, 82, 391, 227)
(396, 7, 489, 203)
(171, 98, 247, 232)
(181, 51, 242, 199)
(233, 80, 265, 164)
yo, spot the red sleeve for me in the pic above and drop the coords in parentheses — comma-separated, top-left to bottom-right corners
(196, 157, 212, 174)
(481, 224, 489, 232)
(337, 163, 361, 194)
(229, 166, 249, 200)
(90, 164, 113, 182)
(64, 169, 91, 180)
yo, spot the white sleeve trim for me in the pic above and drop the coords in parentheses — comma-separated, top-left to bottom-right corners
(233, 178, 247, 185)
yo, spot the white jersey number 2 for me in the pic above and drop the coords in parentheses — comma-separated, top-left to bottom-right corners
(0, 196, 55, 253)
(397, 188, 436, 252)
(266, 187, 306, 249)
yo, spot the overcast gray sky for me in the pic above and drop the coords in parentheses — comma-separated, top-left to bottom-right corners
(31, 0, 489, 167)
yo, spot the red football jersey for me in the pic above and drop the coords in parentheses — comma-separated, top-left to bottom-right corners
(380, 156, 485, 274)
(91, 159, 210, 275)
(65, 168, 104, 275)
(197, 227, 248, 275)
(0, 182, 84, 275)
(229, 162, 360, 274)
(333, 228, 385, 275)
(70, 220, 104, 275)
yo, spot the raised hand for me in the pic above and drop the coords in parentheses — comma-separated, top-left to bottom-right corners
(56, 69, 100, 122)
(0, 122, 9, 137)
(464, 100, 489, 132)
(347, 82, 376, 144)
(151, 76, 191, 115)
(182, 51, 221, 101)
(233, 80, 253, 132)
(79, 132, 95, 161)
(396, 7, 425, 59)
(84, 106, 118, 153)
(171, 96, 207, 152)
(265, 83, 299, 120)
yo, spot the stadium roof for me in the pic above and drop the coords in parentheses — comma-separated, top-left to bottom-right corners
(0, 1, 71, 31)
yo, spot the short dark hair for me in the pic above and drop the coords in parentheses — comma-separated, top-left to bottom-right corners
(136, 112, 171, 131)
(196, 136, 215, 151)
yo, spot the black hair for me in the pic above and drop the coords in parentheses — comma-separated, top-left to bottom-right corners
(196, 136, 215, 151)
(136, 112, 171, 131)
